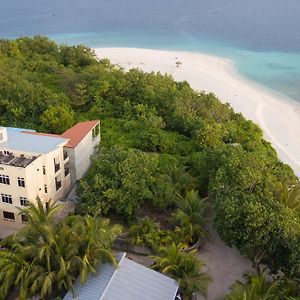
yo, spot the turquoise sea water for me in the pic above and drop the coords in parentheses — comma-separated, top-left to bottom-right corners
(0, 0, 300, 101)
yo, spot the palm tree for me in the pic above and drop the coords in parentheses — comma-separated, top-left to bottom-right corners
(160, 165, 196, 197)
(173, 190, 207, 225)
(173, 216, 204, 245)
(276, 183, 300, 213)
(26, 214, 123, 298)
(171, 190, 207, 243)
(225, 272, 279, 300)
(0, 200, 122, 299)
(16, 197, 63, 241)
(20, 197, 63, 224)
(152, 243, 211, 299)
(70, 214, 123, 283)
(0, 249, 39, 300)
(129, 217, 162, 250)
(276, 276, 300, 300)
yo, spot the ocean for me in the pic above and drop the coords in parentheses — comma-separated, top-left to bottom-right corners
(0, 0, 300, 101)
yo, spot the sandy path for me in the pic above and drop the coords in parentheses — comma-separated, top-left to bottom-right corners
(94, 48, 300, 177)
(197, 210, 252, 300)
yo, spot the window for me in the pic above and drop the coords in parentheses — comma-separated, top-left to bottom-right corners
(43, 166, 46, 175)
(92, 124, 100, 140)
(0, 175, 10, 185)
(1, 194, 12, 204)
(92, 125, 100, 140)
(54, 159, 60, 173)
(17, 177, 25, 187)
(4, 150, 10, 155)
(21, 214, 28, 223)
(55, 176, 62, 191)
(63, 151, 68, 160)
(20, 197, 28, 206)
(44, 184, 48, 194)
(64, 163, 70, 177)
(3, 211, 15, 220)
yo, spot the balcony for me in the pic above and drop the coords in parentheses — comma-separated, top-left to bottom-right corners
(65, 167, 70, 177)
(63, 151, 69, 160)
(55, 180, 62, 191)
(54, 162, 60, 173)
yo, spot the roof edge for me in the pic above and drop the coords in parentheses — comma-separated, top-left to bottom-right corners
(98, 252, 126, 300)
(61, 120, 100, 148)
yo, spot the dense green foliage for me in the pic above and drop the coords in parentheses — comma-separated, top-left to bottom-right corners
(79, 146, 158, 217)
(0, 36, 299, 283)
(225, 272, 300, 300)
(0, 199, 122, 300)
(129, 217, 165, 251)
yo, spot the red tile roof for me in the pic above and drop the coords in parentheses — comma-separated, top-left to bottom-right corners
(61, 120, 100, 148)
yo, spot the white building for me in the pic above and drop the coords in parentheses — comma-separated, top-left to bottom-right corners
(0, 120, 100, 229)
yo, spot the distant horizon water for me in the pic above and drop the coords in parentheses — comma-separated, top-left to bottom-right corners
(1, 0, 300, 102)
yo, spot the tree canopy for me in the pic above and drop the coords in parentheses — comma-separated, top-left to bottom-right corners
(0, 36, 299, 284)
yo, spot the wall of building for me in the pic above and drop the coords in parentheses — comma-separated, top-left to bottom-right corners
(65, 148, 76, 185)
(0, 127, 8, 143)
(0, 122, 100, 230)
(65, 123, 100, 185)
(0, 146, 71, 229)
(74, 131, 100, 180)
(0, 158, 38, 229)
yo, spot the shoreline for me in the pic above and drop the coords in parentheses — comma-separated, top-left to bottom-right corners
(94, 47, 300, 177)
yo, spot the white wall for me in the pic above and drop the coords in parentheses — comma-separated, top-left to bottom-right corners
(65, 122, 100, 184)
(0, 145, 71, 229)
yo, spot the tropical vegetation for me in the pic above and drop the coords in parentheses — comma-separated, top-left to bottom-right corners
(225, 272, 300, 300)
(0, 36, 300, 298)
(152, 243, 211, 298)
(0, 199, 122, 299)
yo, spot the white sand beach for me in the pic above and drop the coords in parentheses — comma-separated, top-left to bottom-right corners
(94, 48, 300, 177)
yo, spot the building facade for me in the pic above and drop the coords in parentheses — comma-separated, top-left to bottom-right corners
(0, 120, 100, 229)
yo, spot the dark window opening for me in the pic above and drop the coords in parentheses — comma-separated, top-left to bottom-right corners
(54, 159, 60, 173)
(1, 194, 12, 204)
(3, 211, 15, 220)
(0, 175, 10, 185)
(17, 177, 25, 187)
(21, 214, 28, 223)
(20, 197, 28, 206)
(55, 177, 61, 191)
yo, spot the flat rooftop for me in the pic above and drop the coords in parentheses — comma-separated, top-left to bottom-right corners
(0, 127, 68, 154)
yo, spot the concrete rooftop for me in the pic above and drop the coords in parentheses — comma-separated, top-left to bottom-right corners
(0, 127, 68, 154)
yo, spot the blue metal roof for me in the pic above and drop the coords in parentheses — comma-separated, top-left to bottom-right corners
(64, 253, 178, 300)
(0, 127, 68, 154)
